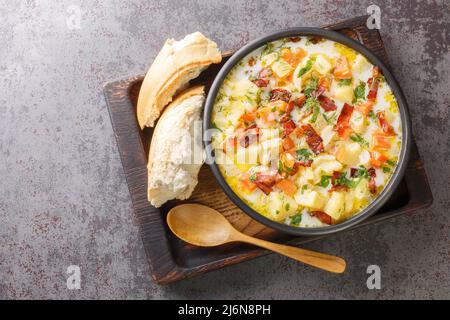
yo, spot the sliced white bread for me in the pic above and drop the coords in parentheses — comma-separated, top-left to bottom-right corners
(147, 86, 205, 207)
(137, 32, 221, 129)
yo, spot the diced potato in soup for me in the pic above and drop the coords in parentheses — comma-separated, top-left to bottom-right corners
(211, 36, 402, 228)
(334, 86, 354, 104)
(324, 192, 346, 220)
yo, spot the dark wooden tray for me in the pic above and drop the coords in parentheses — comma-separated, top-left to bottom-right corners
(104, 16, 433, 285)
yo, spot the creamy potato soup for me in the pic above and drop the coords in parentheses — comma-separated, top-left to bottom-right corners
(211, 36, 402, 227)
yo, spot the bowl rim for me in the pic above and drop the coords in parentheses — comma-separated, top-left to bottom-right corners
(203, 27, 411, 236)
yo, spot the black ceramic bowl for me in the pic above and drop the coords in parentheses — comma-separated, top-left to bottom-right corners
(203, 28, 411, 236)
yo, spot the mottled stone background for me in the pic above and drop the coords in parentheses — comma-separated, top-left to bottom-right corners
(0, 0, 448, 299)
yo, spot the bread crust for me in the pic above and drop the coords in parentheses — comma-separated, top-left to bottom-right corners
(137, 32, 221, 129)
(148, 85, 205, 168)
(147, 86, 205, 207)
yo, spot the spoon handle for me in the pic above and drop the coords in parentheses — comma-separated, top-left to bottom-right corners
(235, 232, 346, 274)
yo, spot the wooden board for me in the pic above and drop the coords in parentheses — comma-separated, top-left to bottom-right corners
(104, 16, 433, 284)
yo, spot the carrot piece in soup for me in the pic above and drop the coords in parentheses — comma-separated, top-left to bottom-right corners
(239, 172, 257, 193)
(281, 47, 306, 67)
(370, 150, 388, 167)
(282, 136, 295, 151)
(372, 133, 391, 149)
(333, 56, 352, 79)
(356, 100, 374, 116)
(275, 179, 297, 196)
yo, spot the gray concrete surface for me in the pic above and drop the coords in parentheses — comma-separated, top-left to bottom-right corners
(0, 0, 449, 299)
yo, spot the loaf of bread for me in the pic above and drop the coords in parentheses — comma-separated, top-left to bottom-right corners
(147, 86, 205, 207)
(137, 32, 221, 129)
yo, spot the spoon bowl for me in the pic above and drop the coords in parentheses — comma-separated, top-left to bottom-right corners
(167, 203, 346, 274)
(167, 204, 233, 246)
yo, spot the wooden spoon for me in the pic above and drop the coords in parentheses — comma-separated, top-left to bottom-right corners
(167, 204, 346, 274)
